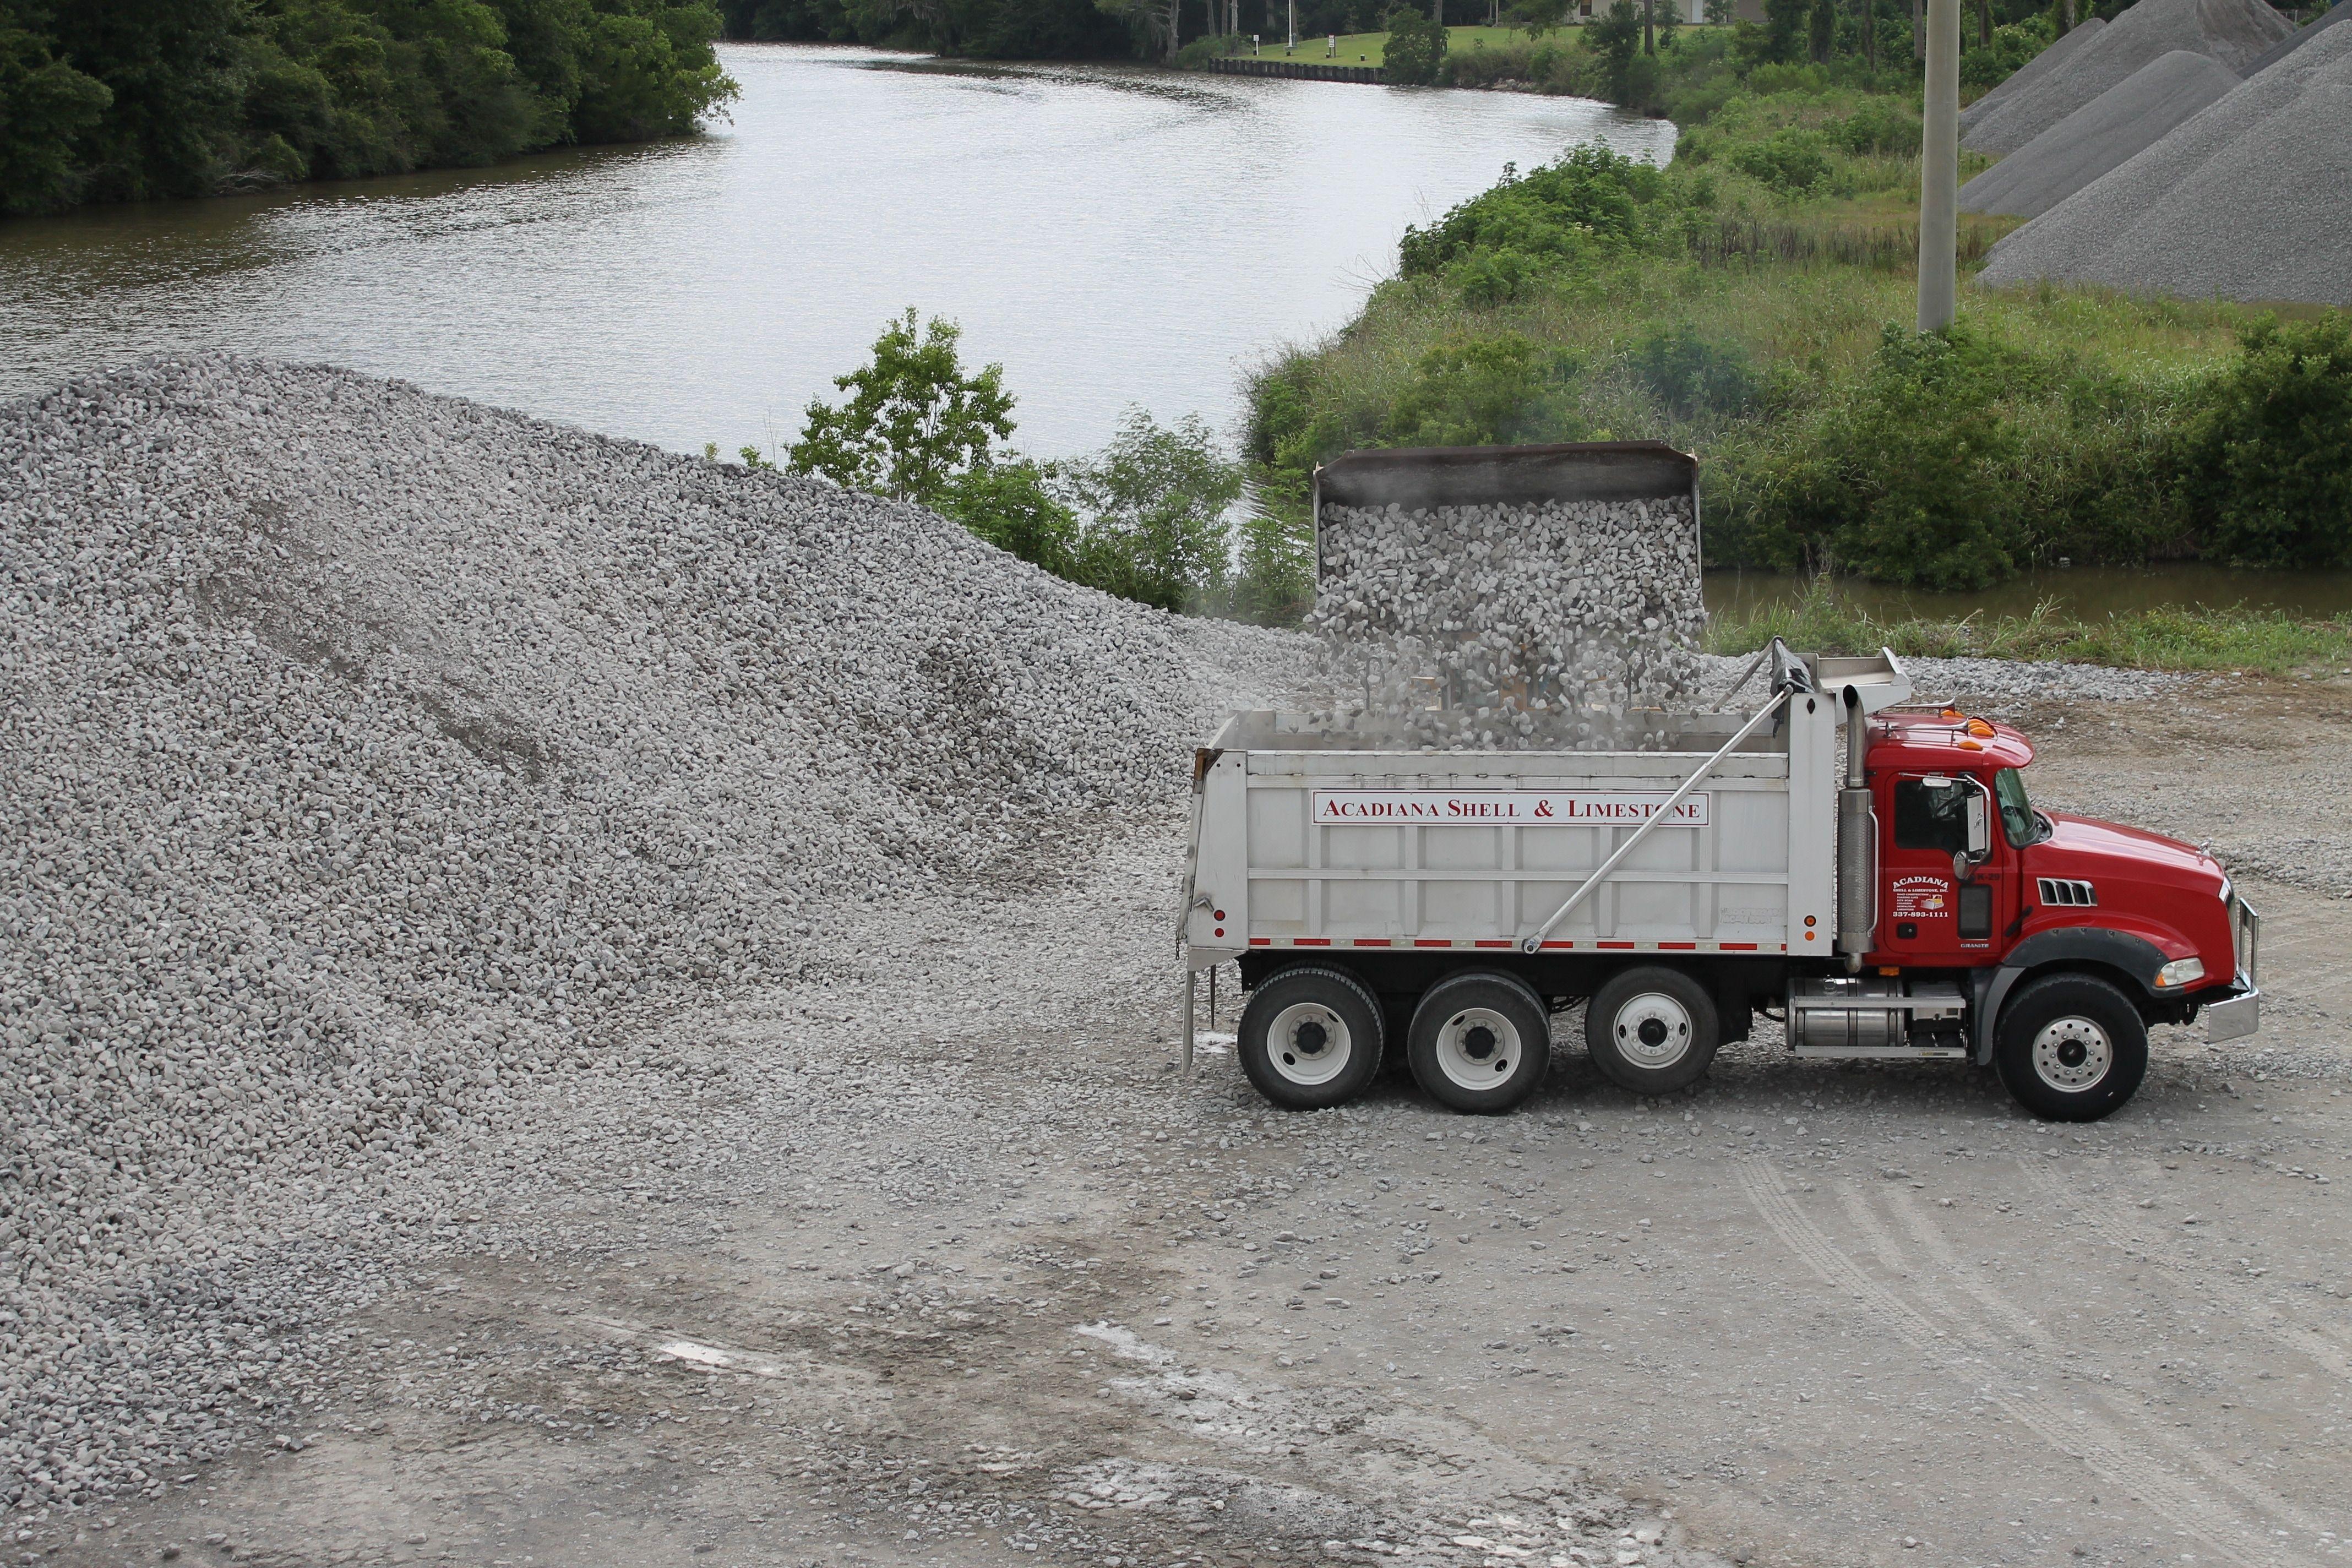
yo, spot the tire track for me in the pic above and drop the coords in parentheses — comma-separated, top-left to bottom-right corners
(2015, 1157, 2352, 1387)
(1736, 1158, 2316, 1568)
(1881, 1187, 2340, 1542)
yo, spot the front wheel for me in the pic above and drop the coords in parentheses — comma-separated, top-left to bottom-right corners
(1585, 966, 1721, 1096)
(1994, 973, 2148, 1121)
(1236, 965, 1385, 1111)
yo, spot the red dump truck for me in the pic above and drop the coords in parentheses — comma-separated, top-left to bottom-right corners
(1177, 444, 2260, 1122)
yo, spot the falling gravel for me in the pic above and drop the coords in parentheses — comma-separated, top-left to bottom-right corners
(1959, 0, 2291, 155)
(1958, 14, 2106, 134)
(0, 353, 1313, 1511)
(1976, 19, 2352, 304)
(1959, 49, 2240, 218)
(1313, 498, 1707, 749)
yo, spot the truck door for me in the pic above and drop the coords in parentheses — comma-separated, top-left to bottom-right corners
(1875, 772, 2014, 963)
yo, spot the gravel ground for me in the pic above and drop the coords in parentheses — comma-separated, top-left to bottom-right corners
(7, 361, 2345, 1568)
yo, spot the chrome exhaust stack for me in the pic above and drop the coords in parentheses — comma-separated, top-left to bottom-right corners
(1836, 684, 1877, 972)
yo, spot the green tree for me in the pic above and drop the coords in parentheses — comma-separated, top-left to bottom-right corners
(0, 18, 112, 211)
(788, 309, 1018, 507)
(1509, 0, 1568, 40)
(1758, 0, 1806, 59)
(1381, 3, 1446, 82)
(944, 458, 1081, 575)
(1060, 409, 1243, 612)
(2191, 316, 2352, 569)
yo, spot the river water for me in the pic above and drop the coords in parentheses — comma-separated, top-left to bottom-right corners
(0, 43, 1670, 462)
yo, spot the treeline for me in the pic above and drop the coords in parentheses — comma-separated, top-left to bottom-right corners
(716, 0, 1520, 57)
(0, 0, 737, 215)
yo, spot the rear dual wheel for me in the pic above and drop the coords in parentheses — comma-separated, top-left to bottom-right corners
(1237, 966, 1385, 1111)
(1586, 966, 1721, 1096)
(1408, 972, 1552, 1114)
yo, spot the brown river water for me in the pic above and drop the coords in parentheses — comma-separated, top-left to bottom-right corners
(0, 42, 1668, 461)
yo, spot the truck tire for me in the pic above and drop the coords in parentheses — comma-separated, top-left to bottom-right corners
(1407, 972, 1552, 1115)
(1237, 966, 1385, 1111)
(1994, 972, 2148, 1122)
(1586, 966, 1719, 1096)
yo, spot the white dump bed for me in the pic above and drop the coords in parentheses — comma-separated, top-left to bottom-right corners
(1181, 653, 1912, 968)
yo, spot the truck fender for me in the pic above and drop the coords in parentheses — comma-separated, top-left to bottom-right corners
(1972, 928, 2171, 1064)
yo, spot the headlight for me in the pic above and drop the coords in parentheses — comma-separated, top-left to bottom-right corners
(2155, 957, 2206, 989)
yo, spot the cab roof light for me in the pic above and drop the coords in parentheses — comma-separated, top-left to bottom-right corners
(1965, 718, 1997, 739)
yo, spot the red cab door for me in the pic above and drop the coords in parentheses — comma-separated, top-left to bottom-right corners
(1875, 771, 2017, 965)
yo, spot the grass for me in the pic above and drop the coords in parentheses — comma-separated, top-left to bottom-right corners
(1706, 579, 2352, 675)
(1260, 23, 1585, 69)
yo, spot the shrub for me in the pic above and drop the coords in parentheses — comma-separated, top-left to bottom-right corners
(1726, 127, 1832, 193)
(1830, 95, 1919, 156)
(943, 459, 1079, 576)
(1627, 324, 1757, 419)
(1058, 409, 1244, 612)
(1382, 335, 1585, 447)
(1398, 143, 1669, 294)
(1382, 5, 1447, 83)
(2190, 316, 2352, 568)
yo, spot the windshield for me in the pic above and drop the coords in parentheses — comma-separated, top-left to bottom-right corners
(1994, 768, 2046, 846)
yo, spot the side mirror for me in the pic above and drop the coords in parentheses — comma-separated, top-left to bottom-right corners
(1964, 784, 1991, 860)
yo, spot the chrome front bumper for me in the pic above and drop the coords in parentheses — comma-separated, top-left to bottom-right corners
(2204, 979, 2261, 1043)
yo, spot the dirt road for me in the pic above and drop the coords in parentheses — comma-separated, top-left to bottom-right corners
(30, 678, 2351, 1568)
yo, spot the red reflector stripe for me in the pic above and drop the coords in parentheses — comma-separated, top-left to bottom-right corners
(1597, 941, 1635, 950)
(1659, 941, 1696, 950)
(1720, 942, 1758, 951)
(1352, 938, 1391, 947)
(1294, 938, 1330, 946)
(1248, 938, 1270, 946)
(1472, 940, 1512, 949)
(1412, 939, 1452, 948)
(1539, 941, 1574, 950)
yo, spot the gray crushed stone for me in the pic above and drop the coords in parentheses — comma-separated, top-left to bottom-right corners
(1695, 651, 2190, 714)
(1960, 49, 2240, 218)
(1959, 14, 2107, 133)
(0, 353, 1313, 1512)
(1977, 19, 2352, 304)
(2242, 0, 2349, 73)
(1961, 0, 2291, 155)
(1313, 498, 1707, 749)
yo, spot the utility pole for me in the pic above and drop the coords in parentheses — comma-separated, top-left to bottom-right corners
(1288, 0, 1296, 49)
(1918, 0, 1958, 331)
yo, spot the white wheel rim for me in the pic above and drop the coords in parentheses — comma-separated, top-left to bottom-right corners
(2032, 1015, 2111, 1091)
(1434, 1006, 1523, 1092)
(1613, 993, 1692, 1070)
(1267, 1001, 1353, 1086)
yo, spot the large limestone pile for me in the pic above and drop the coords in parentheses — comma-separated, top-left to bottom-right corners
(1313, 497, 1707, 750)
(1960, 50, 2241, 218)
(1959, 15, 2107, 134)
(0, 354, 1308, 1510)
(1961, 0, 2291, 155)
(1975, 19, 2352, 304)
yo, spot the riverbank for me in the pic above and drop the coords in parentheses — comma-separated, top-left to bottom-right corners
(1243, 30, 2352, 597)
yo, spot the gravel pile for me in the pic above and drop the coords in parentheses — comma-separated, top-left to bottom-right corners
(1313, 498, 1707, 749)
(1959, 49, 2240, 217)
(1976, 19, 2352, 304)
(0, 353, 1312, 1510)
(1959, 15, 2106, 134)
(1960, 0, 2291, 155)
(2242, 0, 2349, 73)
